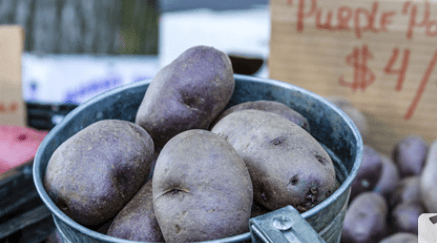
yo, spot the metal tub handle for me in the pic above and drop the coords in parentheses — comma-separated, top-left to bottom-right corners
(250, 206, 327, 243)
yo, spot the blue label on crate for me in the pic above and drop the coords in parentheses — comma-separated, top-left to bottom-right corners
(63, 75, 122, 104)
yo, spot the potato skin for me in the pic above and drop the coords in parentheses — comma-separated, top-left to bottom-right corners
(211, 100, 310, 132)
(420, 139, 437, 212)
(389, 202, 424, 235)
(211, 110, 336, 212)
(250, 200, 271, 218)
(379, 233, 418, 243)
(106, 180, 164, 242)
(341, 192, 388, 243)
(44, 120, 155, 226)
(392, 135, 428, 177)
(152, 129, 253, 243)
(326, 97, 368, 139)
(389, 176, 421, 209)
(350, 145, 382, 201)
(373, 155, 400, 200)
(135, 45, 234, 148)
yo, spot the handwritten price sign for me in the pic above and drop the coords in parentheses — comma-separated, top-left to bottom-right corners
(270, 0, 437, 155)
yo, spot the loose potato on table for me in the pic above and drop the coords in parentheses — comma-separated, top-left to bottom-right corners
(420, 139, 437, 213)
(350, 145, 383, 201)
(389, 201, 424, 235)
(389, 176, 421, 209)
(211, 109, 336, 212)
(211, 100, 310, 132)
(106, 180, 164, 242)
(373, 155, 400, 200)
(379, 232, 418, 243)
(44, 119, 155, 226)
(392, 135, 428, 177)
(326, 97, 368, 139)
(341, 192, 388, 243)
(152, 129, 253, 243)
(135, 45, 235, 148)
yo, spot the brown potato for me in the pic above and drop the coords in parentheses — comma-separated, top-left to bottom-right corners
(106, 180, 164, 242)
(211, 109, 336, 212)
(135, 45, 234, 148)
(152, 129, 253, 242)
(44, 119, 155, 226)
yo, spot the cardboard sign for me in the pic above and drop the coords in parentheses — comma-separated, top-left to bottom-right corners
(0, 26, 26, 126)
(270, 0, 437, 155)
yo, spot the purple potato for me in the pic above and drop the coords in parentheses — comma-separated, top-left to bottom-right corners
(326, 97, 368, 139)
(211, 110, 336, 212)
(420, 139, 437, 212)
(152, 129, 253, 243)
(389, 176, 421, 209)
(373, 155, 400, 199)
(107, 180, 164, 242)
(392, 135, 428, 177)
(350, 145, 383, 201)
(211, 100, 310, 132)
(379, 232, 418, 243)
(389, 202, 424, 235)
(44, 120, 155, 226)
(341, 192, 389, 243)
(135, 45, 234, 148)
(250, 200, 271, 218)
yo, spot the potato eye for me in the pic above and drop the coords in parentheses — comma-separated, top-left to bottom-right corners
(169, 189, 182, 195)
(165, 188, 189, 195)
(270, 136, 286, 146)
(315, 154, 328, 165)
(289, 175, 299, 186)
(57, 198, 69, 212)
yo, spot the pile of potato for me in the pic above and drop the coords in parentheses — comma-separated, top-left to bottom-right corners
(43, 46, 339, 242)
(329, 98, 435, 243)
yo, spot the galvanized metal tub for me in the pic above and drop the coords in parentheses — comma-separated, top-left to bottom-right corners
(33, 74, 362, 243)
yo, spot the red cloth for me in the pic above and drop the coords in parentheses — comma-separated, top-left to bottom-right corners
(0, 126, 48, 174)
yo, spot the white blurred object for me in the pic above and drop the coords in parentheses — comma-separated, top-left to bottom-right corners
(159, 5, 270, 77)
(418, 213, 437, 243)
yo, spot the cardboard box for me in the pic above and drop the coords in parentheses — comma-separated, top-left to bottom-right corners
(0, 25, 25, 126)
(270, 0, 437, 155)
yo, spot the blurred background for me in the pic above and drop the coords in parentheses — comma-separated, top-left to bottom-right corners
(0, 0, 270, 130)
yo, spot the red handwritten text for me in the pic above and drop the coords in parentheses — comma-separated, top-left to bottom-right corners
(289, 0, 396, 38)
(384, 48, 410, 91)
(403, 2, 437, 39)
(404, 50, 437, 120)
(0, 102, 18, 114)
(339, 45, 376, 92)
